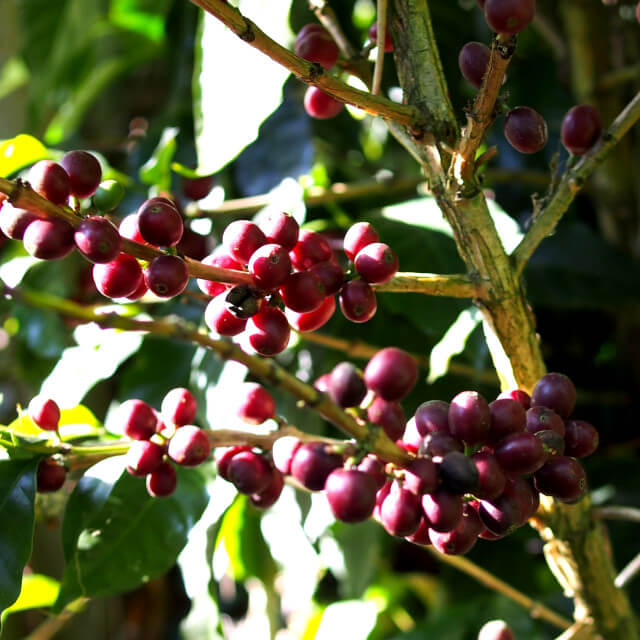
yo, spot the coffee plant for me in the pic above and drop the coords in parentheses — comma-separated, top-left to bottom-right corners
(0, 0, 639, 639)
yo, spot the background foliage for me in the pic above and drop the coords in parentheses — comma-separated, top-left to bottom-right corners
(0, 0, 639, 638)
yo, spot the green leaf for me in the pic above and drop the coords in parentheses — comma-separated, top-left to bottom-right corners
(41, 322, 144, 408)
(6, 404, 101, 439)
(139, 127, 179, 192)
(0, 135, 48, 178)
(217, 495, 277, 584)
(55, 457, 209, 610)
(193, 1, 292, 173)
(0, 57, 30, 102)
(0, 458, 39, 618)
(109, 0, 172, 43)
(1, 574, 59, 622)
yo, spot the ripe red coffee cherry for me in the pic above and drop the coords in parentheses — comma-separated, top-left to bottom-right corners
(250, 466, 285, 508)
(223, 220, 267, 264)
(494, 431, 546, 476)
(235, 382, 276, 424)
(304, 86, 344, 119)
(290, 442, 343, 491)
(125, 440, 165, 476)
(497, 388, 531, 409)
(478, 619, 515, 640)
(197, 248, 244, 297)
(168, 425, 211, 466)
(118, 213, 146, 244)
(354, 242, 399, 284)
(0, 203, 41, 240)
(637, 1, 640, 23)
(119, 399, 157, 440)
(280, 270, 326, 313)
(325, 468, 377, 523)
(182, 174, 215, 201)
(484, 0, 536, 35)
(364, 347, 418, 401)
(309, 260, 344, 296)
(37, 458, 67, 493)
(561, 105, 602, 155)
(380, 482, 422, 536)
(248, 243, 292, 290)
(74, 216, 122, 263)
(369, 22, 393, 52)
(504, 106, 548, 154)
(161, 387, 197, 426)
(357, 454, 387, 490)
(23, 218, 75, 260)
(289, 230, 333, 271)
(428, 503, 483, 555)
(92, 253, 143, 298)
(286, 295, 336, 332)
(531, 372, 576, 418)
(534, 456, 586, 502)
(246, 306, 291, 356)
(327, 362, 367, 408)
(402, 457, 438, 495)
(487, 398, 526, 443)
(216, 445, 252, 480)
(137, 198, 183, 247)
(477, 492, 523, 536)
(146, 461, 177, 497)
(339, 279, 377, 323)
(226, 450, 273, 494)
(177, 227, 210, 260)
(449, 390, 491, 445)
(28, 160, 71, 205)
(422, 489, 464, 533)
(458, 42, 491, 89)
(343, 222, 379, 261)
(259, 211, 299, 250)
(414, 400, 450, 436)
(144, 255, 189, 298)
(294, 23, 339, 70)
(564, 419, 599, 458)
(60, 150, 102, 198)
(367, 396, 406, 441)
(471, 450, 506, 500)
(204, 294, 247, 336)
(28, 395, 60, 431)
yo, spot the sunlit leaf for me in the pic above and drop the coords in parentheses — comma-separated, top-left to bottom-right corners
(1, 573, 59, 622)
(139, 127, 179, 192)
(0, 135, 48, 178)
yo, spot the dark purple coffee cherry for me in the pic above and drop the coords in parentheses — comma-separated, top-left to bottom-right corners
(137, 198, 183, 247)
(294, 23, 339, 70)
(487, 398, 526, 443)
(535, 429, 565, 457)
(290, 442, 343, 491)
(449, 390, 491, 445)
(484, 0, 536, 35)
(504, 106, 548, 154)
(280, 270, 326, 313)
(402, 457, 438, 496)
(177, 226, 211, 260)
(92, 253, 143, 299)
(534, 456, 587, 502)
(309, 259, 344, 296)
(414, 400, 450, 436)
(28, 160, 71, 205)
(259, 211, 299, 250)
(144, 255, 189, 298)
(561, 105, 602, 155)
(364, 347, 418, 401)
(471, 450, 507, 500)
(419, 431, 464, 459)
(343, 222, 379, 261)
(439, 451, 479, 494)
(478, 619, 516, 640)
(161, 387, 197, 427)
(23, 218, 75, 259)
(405, 517, 431, 546)
(28, 395, 60, 431)
(367, 397, 406, 441)
(494, 431, 546, 476)
(357, 454, 387, 490)
(216, 446, 253, 481)
(327, 362, 367, 408)
(564, 419, 599, 458)
(167, 425, 211, 467)
(226, 450, 273, 494)
(379, 482, 422, 536)
(119, 399, 157, 440)
(458, 41, 491, 89)
(531, 372, 576, 419)
(250, 466, 285, 508)
(0, 203, 41, 240)
(37, 458, 67, 492)
(182, 174, 215, 201)
(504, 476, 539, 524)
(339, 279, 377, 323)
(526, 405, 565, 437)
(428, 503, 483, 555)
(422, 488, 463, 533)
(74, 216, 122, 263)
(146, 461, 177, 497)
(125, 440, 165, 476)
(477, 492, 523, 536)
(60, 150, 102, 198)
(325, 468, 377, 522)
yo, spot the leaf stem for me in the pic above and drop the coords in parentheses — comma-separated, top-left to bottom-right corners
(372, 0, 388, 96)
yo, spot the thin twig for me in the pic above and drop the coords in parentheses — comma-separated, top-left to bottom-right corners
(188, 0, 420, 128)
(615, 551, 640, 589)
(512, 90, 640, 277)
(426, 548, 572, 630)
(308, 0, 357, 60)
(24, 598, 87, 640)
(2, 283, 412, 467)
(371, 0, 388, 96)
(594, 506, 640, 524)
(596, 63, 640, 93)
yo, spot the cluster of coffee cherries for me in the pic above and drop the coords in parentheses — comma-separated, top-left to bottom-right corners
(458, 2, 605, 157)
(293, 19, 392, 120)
(198, 217, 398, 357)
